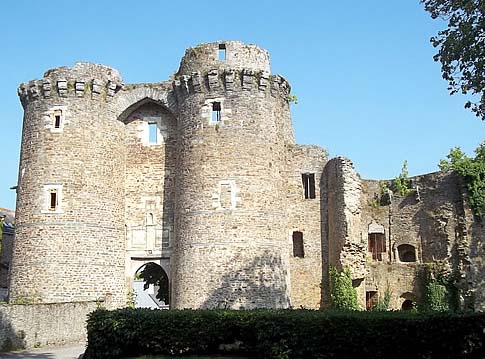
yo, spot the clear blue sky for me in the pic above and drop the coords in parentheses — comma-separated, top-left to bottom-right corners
(1, 0, 484, 210)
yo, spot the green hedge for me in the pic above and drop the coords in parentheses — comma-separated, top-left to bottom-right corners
(84, 309, 485, 359)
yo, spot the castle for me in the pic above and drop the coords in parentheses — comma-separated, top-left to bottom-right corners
(9, 40, 485, 314)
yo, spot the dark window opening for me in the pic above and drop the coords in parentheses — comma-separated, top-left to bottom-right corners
(53, 110, 62, 129)
(54, 115, 61, 128)
(218, 44, 226, 61)
(398, 244, 416, 262)
(292, 231, 304, 258)
(301, 173, 316, 199)
(368, 233, 386, 261)
(212, 102, 222, 122)
(401, 299, 414, 310)
(366, 291, 378, 310)
(49, 191, 57, 210)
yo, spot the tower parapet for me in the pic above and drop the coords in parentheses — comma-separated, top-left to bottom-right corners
(17, 63, 123, 107)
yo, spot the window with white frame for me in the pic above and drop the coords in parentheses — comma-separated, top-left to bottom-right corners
(42, 184, 63, 213)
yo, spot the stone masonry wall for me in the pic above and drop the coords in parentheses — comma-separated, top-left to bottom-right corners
(321, 157, 366, 307)
(0, 301, 97, 350)
(123, 101, 177, 285)
(171, 42, 292, 309)
(12, 63, 126, 307)
(360, 172, 470, 309)
(286, 145, 327, 308)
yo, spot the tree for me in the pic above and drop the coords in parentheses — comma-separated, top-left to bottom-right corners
(138, 262, 170, 304)
(421, 0, 485, 120)
(328, 266, 360, 311)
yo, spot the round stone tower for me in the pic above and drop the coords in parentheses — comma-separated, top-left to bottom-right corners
(171, 41, 295, 309)
(10, 63, 126, 307)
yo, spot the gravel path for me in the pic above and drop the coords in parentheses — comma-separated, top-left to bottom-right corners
(0, 345, 85, 359)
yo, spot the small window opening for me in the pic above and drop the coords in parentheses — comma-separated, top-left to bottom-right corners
(148, 122, 158, 144)
(301, 173, 316, 199)
(366, 291, 378, 310)
(212, 102, 222, 123)
(54, 110, 62, 129)
(292, 231, 304, 258)
(368, 233, 386, 261)
(398, 244, 416, 262)
(49, 191, 58, 211)
(218, 44, 226, 61)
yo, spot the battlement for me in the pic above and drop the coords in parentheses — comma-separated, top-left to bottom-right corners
(17, 62, 123, 106)
(178, 41, 271, 75)
(173, 68, 291, 101)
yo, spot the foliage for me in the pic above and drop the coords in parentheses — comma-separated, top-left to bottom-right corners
(392, 160, 414, 196)
(418, 264, 459, 312)
(328, 266, 360, 311)
(85, 308, 485, 359)
(371, 286, 392, 311)
(439, 141, 485, 218)
(138, 262, 169, 304)
(420, 0, 485, 120)
(287, 94, 298, 104)
(126, 290, 136, 309)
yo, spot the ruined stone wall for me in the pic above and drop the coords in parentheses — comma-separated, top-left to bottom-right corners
(171, 41, 293, 309)
(360, 172, 469, 309)
(11, 63, 126, 306)
(286, 145, 327, 308)
(123, 100, 177, 281)
(321, 157, 366, 307)
(0, 301, 97, 350)
(461, 194, 485, 311)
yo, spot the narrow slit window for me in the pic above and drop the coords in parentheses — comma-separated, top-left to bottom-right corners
(54, 110, 62, 129)
(218, 44, 226, 61)
(292, 231, 304, 258)
(212, 102, 222, 123)
(301, 173, 316, 199)
(49, 191, 58, 211)
(149, 122, 158, 144)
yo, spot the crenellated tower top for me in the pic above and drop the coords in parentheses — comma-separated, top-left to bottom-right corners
(17, 62, 123, 107)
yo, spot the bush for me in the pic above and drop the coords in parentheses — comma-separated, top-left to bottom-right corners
(84, 309, 485, 359)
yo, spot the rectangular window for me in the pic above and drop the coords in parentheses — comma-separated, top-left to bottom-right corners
(366, 291, 378, 310)
(148, 123, 158, 144)
(49, 191, 58, 211)
(368, 233, 386, 261)
(212, 102, 222, 123)
(53, 110, 62, 129)
(292, 231, 304, 258)
(301, 173, 316, 199)
(218, 44, 226, 61)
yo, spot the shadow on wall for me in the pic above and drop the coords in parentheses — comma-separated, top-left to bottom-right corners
(200, 252, 289, 309)
(0, 309, 25, 352)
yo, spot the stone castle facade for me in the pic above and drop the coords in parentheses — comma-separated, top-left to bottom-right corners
(10, 40, 485, 311)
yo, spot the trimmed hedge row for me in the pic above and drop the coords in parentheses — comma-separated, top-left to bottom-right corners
(84, 308, 485, 359)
